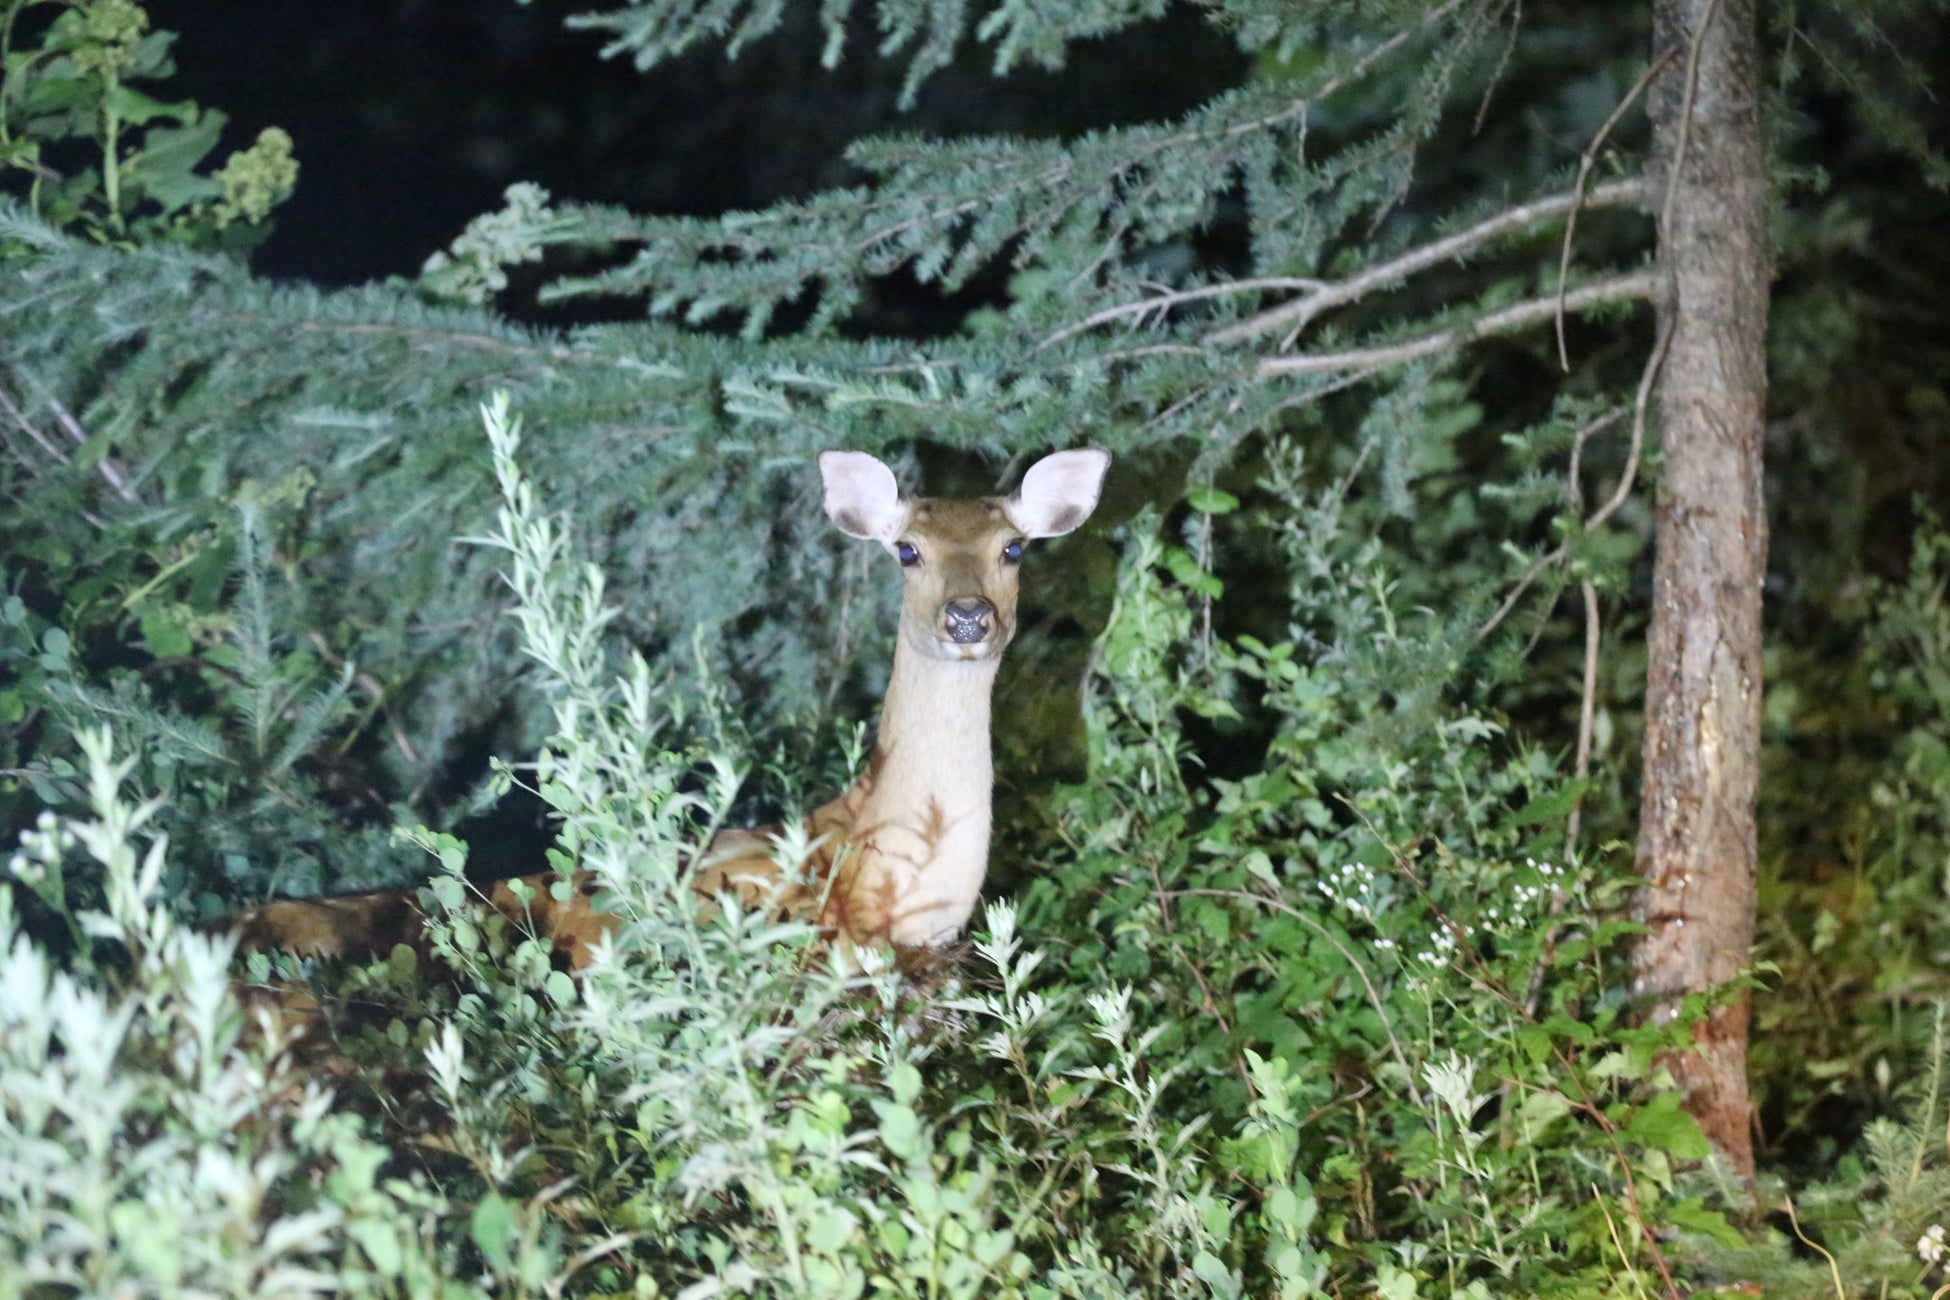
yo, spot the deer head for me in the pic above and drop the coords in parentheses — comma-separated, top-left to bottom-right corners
(819, 449, 1111, 663)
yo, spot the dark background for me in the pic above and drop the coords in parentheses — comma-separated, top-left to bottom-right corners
(146, 1, 1247, 293)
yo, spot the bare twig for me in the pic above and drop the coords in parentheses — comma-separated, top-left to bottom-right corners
(1210, 177, 1648, 349)
(1564, 406, 1626, 512)
(2, 364, 139, 503)
(1170, 938, 1232, 1034)
(1256, 270, 1660, 378)
(1565, 579, 1602, 848)
(1592, 1183, 1650, 1300)
(1555, 50, 1676, 370)
(0, 380, 69, 466)
(1470, 0, 1522, 137)
(1038, 276, 1326, 349)
(1782, 1196, 1847, 1300)
(1588, 309, 1674, 534)
(37, 387, 137, 503)
(1477, 543, 1568, 641)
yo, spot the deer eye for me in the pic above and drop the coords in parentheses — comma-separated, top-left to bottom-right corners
(896, 542, 921, 567)
(1002, 539, 1024, 564)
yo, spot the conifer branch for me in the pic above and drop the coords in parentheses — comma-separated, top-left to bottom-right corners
(1255, 270, 1661, 378)
(1210, 178, 1650, 348)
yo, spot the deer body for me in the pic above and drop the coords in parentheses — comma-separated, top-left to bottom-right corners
(231, 448, 1108, 968)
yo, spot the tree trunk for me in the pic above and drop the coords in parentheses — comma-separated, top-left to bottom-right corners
(1632, 0, 1770, 1179)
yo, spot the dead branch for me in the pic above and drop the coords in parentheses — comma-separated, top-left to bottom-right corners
(1038, 276, 1326, 349)
(1209, 177, 1649, 349)
(1256, 270, 1661, 378)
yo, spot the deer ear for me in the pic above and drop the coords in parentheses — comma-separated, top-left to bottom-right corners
(819, 451, 906, 542)
(1007, 449, 1110, 539)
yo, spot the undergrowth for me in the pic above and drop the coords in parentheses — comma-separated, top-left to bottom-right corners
(1, 395, 1807, 1296)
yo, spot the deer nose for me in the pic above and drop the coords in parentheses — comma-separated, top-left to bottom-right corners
(942, 598, 996, 644)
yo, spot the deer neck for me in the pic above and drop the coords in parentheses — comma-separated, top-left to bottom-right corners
(838, 635, 1000, 947)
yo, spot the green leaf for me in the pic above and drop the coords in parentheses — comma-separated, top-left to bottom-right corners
(1514, 1088, 1572, 1142)
(805, 1205, 857, 1254)
(1510, 782, 1587, 826)
(875, 1101, 924, 1161)
(1191, 1249, 1235, 1291)
(429, 875, 465, 911)
(1623, 1093, 1711, 1160)
(889, 1062, 923, 1104)
(471, 1193, 517, 1270)
(137, 611, 191, 659)
(1187, 487, 1239, 515)
(130, 117, 224, 213)
(347, 1219, 402, 1277)
(1666, 1196, 1744, 1249)
(387, 943, 418, 979)
(1516, 1024, 1553, 1064)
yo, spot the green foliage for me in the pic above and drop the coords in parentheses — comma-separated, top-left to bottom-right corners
(0, 0, 1636, 910)
(0, 729, 475, 1295)
(1757, 510, 1950, 1145)
(979, 440, 1738, 1295)
(1704, 1005, 1950, 1298)
(562, 0, 1178, 108)
(0, 0, 296, 249)
(5, 0, 1950, 1292)
(1, 395, 1742, 1292)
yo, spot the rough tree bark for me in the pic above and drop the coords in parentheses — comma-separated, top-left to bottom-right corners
(1632, 0, 1771, 1178)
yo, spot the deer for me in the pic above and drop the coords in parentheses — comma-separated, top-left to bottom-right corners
(229, 447, 1110, 972)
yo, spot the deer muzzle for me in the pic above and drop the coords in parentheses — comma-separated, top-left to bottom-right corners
(942, 597, 997, 644)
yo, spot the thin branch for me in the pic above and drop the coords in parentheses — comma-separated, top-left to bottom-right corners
(1170, 886, 1422, 1107)
(1565, 578, 1602, 848)
(4, 364, 139, 503)
(1038, 276, 1326, 349)
(1475, 406, 1626, 641)
(1503, 0, 1709, 816)
(0, 378, 69, 465)
(1588, 308, 1674, 535)
(218, 313, 578, 362)
(40, 387, 137, 503)
(1660, 0, 1726, 251)
(1476, 306, 1672, 643)
(1556, 49, 1677, 370)
(1470, 0, 1522, 137)
(1256, 270, 1661, 378)
(1210, 177, 1649, 348)
(1220, 0, 1468, 142)
(1782, 1196, 1847, 1300)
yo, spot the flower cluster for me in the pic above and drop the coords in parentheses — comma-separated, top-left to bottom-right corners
(1919, 1223, 1946, 1265)
(1315, 858, 1389, 920)
(1414, 922, 1460, 967)
(8, 810, 75, 889)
